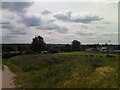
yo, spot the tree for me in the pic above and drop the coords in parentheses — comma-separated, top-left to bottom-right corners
(31, 36, 46, 53)
(63, 44, 71, 52)
(72, 40, 81, 51)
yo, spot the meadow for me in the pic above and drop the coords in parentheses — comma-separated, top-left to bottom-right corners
(3, 51, 119, 88)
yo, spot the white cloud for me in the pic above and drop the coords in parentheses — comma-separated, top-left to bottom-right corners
(54, 11, 103, 24)
(1, 2, 117, 44)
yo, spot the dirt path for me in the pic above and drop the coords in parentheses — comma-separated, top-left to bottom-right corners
(2, 65, 15, 88)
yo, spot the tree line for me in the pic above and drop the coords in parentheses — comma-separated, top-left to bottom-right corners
(31, 36, 81, 53)
(2, 36, 81, 58)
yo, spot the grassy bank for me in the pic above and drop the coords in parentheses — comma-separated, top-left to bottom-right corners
(3, 51, 119, 88)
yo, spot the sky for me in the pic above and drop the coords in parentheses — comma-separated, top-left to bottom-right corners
(1, 0, 119, 44)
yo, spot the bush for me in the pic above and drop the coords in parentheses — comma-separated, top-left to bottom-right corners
(48, 50, 59, 54)
(2, 65, 4, 70)
(2, 52, 22, 59)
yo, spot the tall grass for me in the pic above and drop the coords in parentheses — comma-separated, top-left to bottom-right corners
(3, 52, 118, 88)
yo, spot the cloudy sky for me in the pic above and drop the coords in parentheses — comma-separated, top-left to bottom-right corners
(1, 1, 119, 44)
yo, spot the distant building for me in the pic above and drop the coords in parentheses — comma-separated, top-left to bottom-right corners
(101, 47, 107, 52)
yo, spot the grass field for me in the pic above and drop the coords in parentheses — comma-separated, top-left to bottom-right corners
(3, 51, 119, 88)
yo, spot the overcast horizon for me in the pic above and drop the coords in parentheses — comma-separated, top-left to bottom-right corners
(1, 1, 119, 44)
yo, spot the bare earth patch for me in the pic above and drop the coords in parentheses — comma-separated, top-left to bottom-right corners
(2, 65, 15, 88)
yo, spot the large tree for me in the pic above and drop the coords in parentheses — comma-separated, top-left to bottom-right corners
(72, 40, 81, 51)
(31, 36, 46, 53)
(63, 44, 71, 52)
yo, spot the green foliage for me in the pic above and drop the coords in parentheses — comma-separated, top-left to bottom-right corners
(31, 36, 46, 53)
(3, 52, 118, 88)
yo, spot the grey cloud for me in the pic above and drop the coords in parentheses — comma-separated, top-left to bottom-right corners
(54, 11, 103, 24)
(80, 25, 88, 29)
(2, 22, 27, 36)
(19, 13, 68, 33)
(54, 11, 72, 22)
(56, 26, 68, 33)
(101, 21, 112, 24)
(11, 26, 27, 35)
(2, 35, 18, 44)
(47, 19, 55, 22)
(47, 32, 53, 34)
(96, 26, 106, 29)
(11, 32, 26, 35)
(2, 35, 17, 40)
(41, 10, 51, 15)
(20, 16, 41, 26)
(0, 2, 1, 8)
(72, 15, 103, 24)
(0, 21, 10, 24)
(37, 23, 68, 33)
(2, 2, 33, 13)
(76, 31, 95, 36)
(2, 23, 14, 29)
(101, 32, 118, 36)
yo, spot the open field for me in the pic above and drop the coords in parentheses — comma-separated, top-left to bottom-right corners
(3, 51, 119, 88)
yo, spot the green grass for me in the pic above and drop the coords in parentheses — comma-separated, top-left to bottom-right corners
(3, 51, 119, 88)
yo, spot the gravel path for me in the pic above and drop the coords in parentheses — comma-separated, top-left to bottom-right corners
(2, 65, 15, 88)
